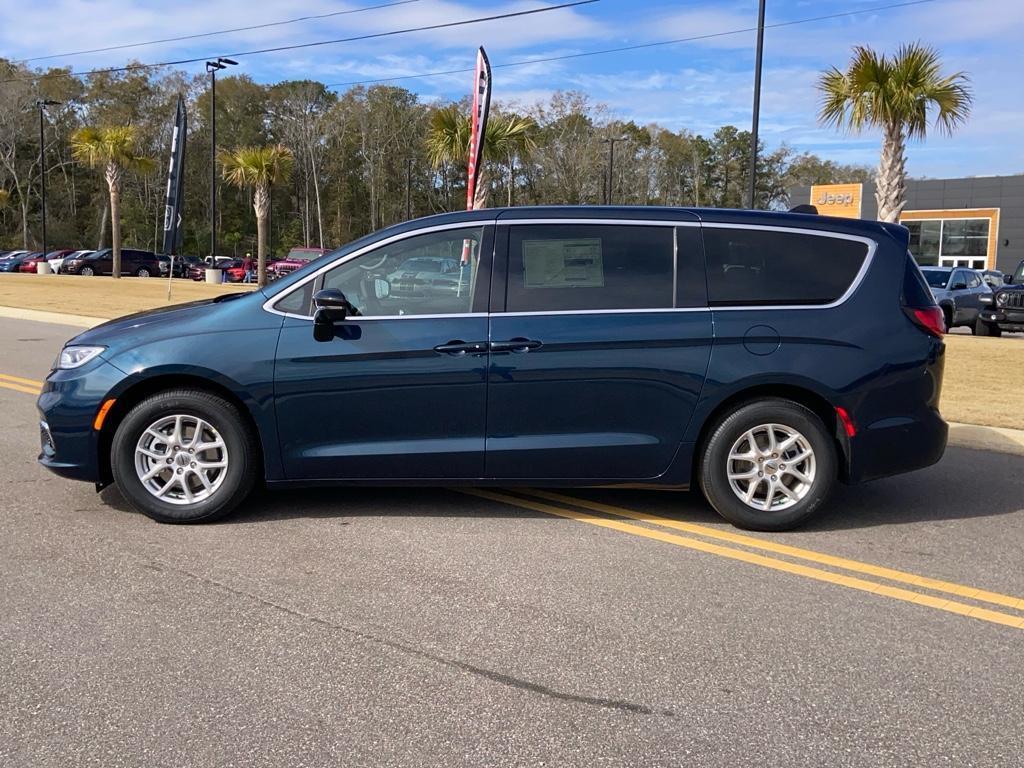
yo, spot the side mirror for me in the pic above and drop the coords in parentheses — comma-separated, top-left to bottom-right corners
(314, 288, 353, 318)
(951, 281, 967, 291)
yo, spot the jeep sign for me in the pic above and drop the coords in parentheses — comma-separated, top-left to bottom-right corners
(809, 183, 863, 219)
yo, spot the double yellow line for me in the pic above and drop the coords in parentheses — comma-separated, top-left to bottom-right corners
(462, 488, 1024, 631)
(0, 372, 43, 395)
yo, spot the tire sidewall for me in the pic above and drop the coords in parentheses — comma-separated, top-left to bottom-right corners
(700, 400, 837, 531)
(111, 391, 256, 523)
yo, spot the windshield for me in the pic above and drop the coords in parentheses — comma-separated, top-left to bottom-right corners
(921, 269, 951, 288)
(1016, 262, 1024, 284)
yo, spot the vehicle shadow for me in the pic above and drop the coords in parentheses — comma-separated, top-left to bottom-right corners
(98, 446, 1020, 530)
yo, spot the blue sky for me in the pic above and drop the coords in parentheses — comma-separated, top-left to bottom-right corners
(3, 0, 1022, 178)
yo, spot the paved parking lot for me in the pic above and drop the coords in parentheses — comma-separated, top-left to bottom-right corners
(1, 317, 1022, 767)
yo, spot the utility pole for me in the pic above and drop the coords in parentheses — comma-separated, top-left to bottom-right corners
(602, 136, 628, 205)
(405, 158, 413, 220)
(747, 0, 766, 209)
(206, 57, 237, 260)
(36, 100, 61, 255)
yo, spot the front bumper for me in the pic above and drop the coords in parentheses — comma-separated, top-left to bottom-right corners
(980, 308, 1024, 332)
(36, 359, 125, 483)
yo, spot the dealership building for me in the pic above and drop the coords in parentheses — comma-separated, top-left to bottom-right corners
(789, 174, 1024, 275)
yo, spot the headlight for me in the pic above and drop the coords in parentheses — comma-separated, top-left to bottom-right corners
(996, 293, 1008, 307)
(57, 346, 105, 369)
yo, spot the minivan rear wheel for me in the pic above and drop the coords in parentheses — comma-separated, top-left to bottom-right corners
(699, 399, 837, 531)
(111, 389, 260, 523)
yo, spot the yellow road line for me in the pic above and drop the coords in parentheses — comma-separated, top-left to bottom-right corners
(460, 489, 1024, 631)
(0, 379, 41, 395)
(0, 372, 44, 388)
(521, 489, 1024, 613)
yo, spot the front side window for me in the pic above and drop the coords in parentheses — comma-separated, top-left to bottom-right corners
(504, 224, 675, 313)
(318, 226, 485, 317)
(703, 227, 869, 306)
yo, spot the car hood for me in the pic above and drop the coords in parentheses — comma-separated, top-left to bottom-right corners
(68, 293, 263, 351)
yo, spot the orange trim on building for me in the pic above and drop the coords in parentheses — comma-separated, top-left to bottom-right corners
(899, 208, 1000, 270)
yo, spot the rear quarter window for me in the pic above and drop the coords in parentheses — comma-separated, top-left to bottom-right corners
(703, 227, 870, 306)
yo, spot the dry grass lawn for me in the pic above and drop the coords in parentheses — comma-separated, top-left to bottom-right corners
(1, 273, 1021, 429)
(941, 334, 1024, 430)
(0, 272, 253, 318)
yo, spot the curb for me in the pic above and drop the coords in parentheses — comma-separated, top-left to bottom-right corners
(0, 305, 108, 328)
(947, 422, 1024, 457)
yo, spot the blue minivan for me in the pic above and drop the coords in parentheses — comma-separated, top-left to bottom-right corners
(38, 207, 948, 531)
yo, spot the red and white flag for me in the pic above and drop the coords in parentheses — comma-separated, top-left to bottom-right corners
(465, 46, 492, 212)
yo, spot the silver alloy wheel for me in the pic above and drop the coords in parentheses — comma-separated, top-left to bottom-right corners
(134, 414, 229, 505)
(138, 268, 150, 277)
(81, 266, 94, 276)
(726, 423, 816, 512)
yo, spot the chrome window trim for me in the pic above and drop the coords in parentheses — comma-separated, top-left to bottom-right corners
(262, 220, 495, 320)
(701, 223, 876, 312)
(265, 217, 877, 320)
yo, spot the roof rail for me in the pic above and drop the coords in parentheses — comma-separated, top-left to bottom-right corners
(789, 204, 818, 214)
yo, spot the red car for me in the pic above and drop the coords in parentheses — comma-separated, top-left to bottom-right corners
(267, 247, 328, 280)
(225, 257, 254, 283)
(20, 249, 74, 273)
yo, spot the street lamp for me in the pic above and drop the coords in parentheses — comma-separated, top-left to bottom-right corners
(602, 136, 628, 205)
(36, 99, 61, 257)
(747, 0, 766, 209)
(206, 57, 237, 260)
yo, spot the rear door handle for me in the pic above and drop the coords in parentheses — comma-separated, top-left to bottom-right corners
(490, 337, 543, 353)
(433, 340, 488, 356)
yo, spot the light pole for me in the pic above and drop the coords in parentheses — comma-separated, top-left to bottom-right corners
(602, 136, 628, 205)
(36, 99, 61, 256)
(206, 57, 237, 260)
(747, 0, 766, 209)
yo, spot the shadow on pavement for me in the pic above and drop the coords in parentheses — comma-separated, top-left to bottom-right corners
(98, 445, 1021, 530)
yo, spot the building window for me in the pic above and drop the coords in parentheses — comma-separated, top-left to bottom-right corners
(903, 218, 989, 269)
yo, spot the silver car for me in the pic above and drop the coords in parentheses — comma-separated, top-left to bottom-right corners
(920, 266, 992, 332)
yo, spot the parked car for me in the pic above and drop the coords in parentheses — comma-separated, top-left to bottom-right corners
(189, 257, 239, 281)
(52, 249, 92, 274)
(267, 247, 329, 280)
(0, 251, 40, 272)
(0, 249, 29, 261)
(165, 255, 203, 278)
(977, 259, 1024, 336)
(919, 267, 992, 333)
(20, 249, 71, 273)
(38, 207, 948, 531)
(387, 255, 463, 297)
(62, 248, 165, 277)
(979, 269, 1005, 289)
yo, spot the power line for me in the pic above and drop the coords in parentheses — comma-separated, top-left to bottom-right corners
(323, 0, 937, 89)
(15, 0, 423, 65)
(2, 0, 599, 84)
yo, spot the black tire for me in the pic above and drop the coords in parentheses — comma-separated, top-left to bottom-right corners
(136, 267, 151, 278)
(941, 305, 954, 330)
(975, 318, 1001, 337)
(110, 389, 260, 523)
(698, 398, 838, 532)
(80, 266, 95, 276)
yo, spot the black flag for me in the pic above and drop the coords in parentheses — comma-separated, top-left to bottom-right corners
(161, 95, 187, 255)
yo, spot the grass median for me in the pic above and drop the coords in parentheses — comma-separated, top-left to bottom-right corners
(0, 272, 253, 319)
(1, 272, 1020, 430)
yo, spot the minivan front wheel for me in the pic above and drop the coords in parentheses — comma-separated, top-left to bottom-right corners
(699, 399, 837, 531)
(111, 389, 259, 523)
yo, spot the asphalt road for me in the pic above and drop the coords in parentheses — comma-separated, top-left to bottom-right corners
(1, 317, 1022, 768)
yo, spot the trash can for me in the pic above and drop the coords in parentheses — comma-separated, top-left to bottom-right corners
(37, 262, 52, 275)
(205, 268, 222, 284)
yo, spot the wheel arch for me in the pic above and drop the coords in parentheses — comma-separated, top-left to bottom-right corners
(691, 383, 850, 483)
(96, 372, 269, 486)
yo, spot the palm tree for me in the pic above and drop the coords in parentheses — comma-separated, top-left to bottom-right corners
(426, 107, 538, 209)
(219, 145, 294, 287)
(70, 126, 154, 278)
(817, 44, 972, 223)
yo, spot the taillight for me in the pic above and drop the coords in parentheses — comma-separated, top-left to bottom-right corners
(904, 306, 946, 338)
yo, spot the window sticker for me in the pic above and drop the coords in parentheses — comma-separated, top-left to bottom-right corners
(522, 238, 604, 289)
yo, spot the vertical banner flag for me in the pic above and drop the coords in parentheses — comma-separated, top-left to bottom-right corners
(465, 46, 492, 212)
(162, 95, 187, 256)
(460, 46, 492, 293)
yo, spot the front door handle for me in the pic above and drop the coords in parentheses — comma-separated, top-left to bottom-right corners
(490, 337, 543, 353)
(433, 340, 488, 356)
